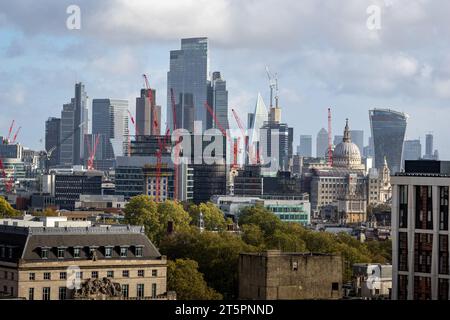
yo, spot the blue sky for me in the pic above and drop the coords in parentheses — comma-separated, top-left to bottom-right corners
(1, 0, 450, 157)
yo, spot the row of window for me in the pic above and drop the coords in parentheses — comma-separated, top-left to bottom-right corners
(28, 269, 158, 281)
(40, 245, 144, 259)
(0, 246, 14, 259)
(29, 283, 157, 300)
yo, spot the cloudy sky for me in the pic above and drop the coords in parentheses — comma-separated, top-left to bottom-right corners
(1, 0, 450, 157)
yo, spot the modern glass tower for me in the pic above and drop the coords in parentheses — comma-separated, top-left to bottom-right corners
(167, 37, 209, 133)
(45, 117, 61, 167)
(369, 109, 408, 174)
(207, 71, 229, 130)
(298, 135, 312, 157)
(92, 99, 129, 160)
(60, 101, 75, 166)
(316, 128, 328, 158)
(73, 82, 89, 165)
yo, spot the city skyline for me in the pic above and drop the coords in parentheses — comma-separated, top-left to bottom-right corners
(0, 1, 449, 158)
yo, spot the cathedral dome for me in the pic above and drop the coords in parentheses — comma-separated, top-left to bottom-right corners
(333, 119, 362, 168)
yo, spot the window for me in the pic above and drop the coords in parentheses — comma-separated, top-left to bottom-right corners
(120, 247, 128, 257)
(107, 271, 114, 278)
(59, 287, 66, 300)
(60, 272, 67, 280)
(28, 288, 34, 300)
(29, 273, 35, 281)
(138, 270, 145, 277)
(137, 284, 145, 299)
(41, 248, 49, 259)
(122, 270, 129, 278)
(57, 248, 65, 259)
(332, 282, 339, 291)
(0, 246, 4, 258)
(91, 271, 98, 279)
(105, 247, 113, 258)
(151, 283, 157, 298)
(73, 247, 81, 258)
(44, 272, 51, 280)
(135, 246, 143, 257)
(122, 284, 129, 298)
(42, 287, 51, 300)
(152, 270, 158, 277)
(8, 247, 12, 258)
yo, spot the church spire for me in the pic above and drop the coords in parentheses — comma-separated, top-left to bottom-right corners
(343, 118, 351, 142)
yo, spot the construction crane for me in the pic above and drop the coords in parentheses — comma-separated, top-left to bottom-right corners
(11, 126, 21, 144)
(86, 134, 100, 170)
(6, 120, 15, 143)
(231, 108, 254, 165)
(265, 66, 279, 108)
(328, 108, 333, 166)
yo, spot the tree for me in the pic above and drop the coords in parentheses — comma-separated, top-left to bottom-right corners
(124, 197, 191, 245)
(238, 205, 283, 238)
(188, 202, 227, 231)
(0, 197, 20, 217)
(167, 259, 222, 300)
(240, 224, 265, 247)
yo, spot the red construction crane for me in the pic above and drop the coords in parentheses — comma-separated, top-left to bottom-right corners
(11, 126, 21, 144)
(232, 108, 255, 165)
(86, 134, 100, 170)
(6, 120, 15, 143)
(328, 108, 333, 166)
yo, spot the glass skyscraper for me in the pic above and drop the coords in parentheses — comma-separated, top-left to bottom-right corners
(369, 108, 408, 174)
(167, 37, 209, 133)
(207, 71, 229, 130)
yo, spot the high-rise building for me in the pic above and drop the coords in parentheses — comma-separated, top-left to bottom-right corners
(73, 83, 89, 165)
(350, 130, 364, 156)
(248, 93, 269, 159)
(136, 89, 161, 136)
(206, 71, 229, 130)
(316, 128, 328, 158)
(92, 99, 129, 163)
(369, 109, 408, 174)
(60, 102, 75, 166)
(391, 160, 450, 300)
(45, 117, 61, 167)
(425, 133, 433, 158)
(260, 122, 294, 173)
(298, 135, 312, 157)
(167, 37, 209, 133)
(403, 139, 422, 162)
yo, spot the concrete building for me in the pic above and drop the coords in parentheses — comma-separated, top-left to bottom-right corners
(45, 117, 61, 167)
(0, 222, 167, 300)
(136, 89, 161, 136)
(238, 250, 342, 300)
(316, 128, 328, 158)
(167, 37, 209, 133)
(391, 160, 450, 300)
(298, 135, 312, 157)
(370, 109, 408, 174)
(75, 195, 127, 210)
(352, 263, 392, 299)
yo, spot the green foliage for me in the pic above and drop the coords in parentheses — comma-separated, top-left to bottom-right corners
(0, 197, 20, 217)
(188, 202, 227, 231)
(160, 228, 258, 299)
(124, 196, 191, 245)
(167, 259, 222, 300)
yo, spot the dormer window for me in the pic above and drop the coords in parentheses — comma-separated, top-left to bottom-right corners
(105, 247, 113, 258)
(0, 246, 5, 258)
(8, 247, 13, 259)
(57, 247, 65, 259)
(120, 247, 128, 258)
(73, 247, 81, 258)
(135, 246, 143, 257)
(41, 248, 49, 259)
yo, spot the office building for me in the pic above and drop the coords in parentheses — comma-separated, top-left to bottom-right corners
(73, 83, 89, 165)
(391, 160, 450, 300)
(369, 109, 408, 174)
(316, 128, 328, 158)
(260, 121, 294, 173)
(425, 133, 433, 158)
(167, 37, 209, 133)
(403, 139, 422, 162)
(45, 117, 61, 167)
(0, 220, 167, 300)
(192, 163, 227, 204)
(239, 250, 342, 300)
(298, 135, 312, 157)
(248, 93, 269, 156)
(59, 102, 75, 166)
(136, 89, 160, 136)
(207, 71, 229, 130)
(350, 130, 364, 156)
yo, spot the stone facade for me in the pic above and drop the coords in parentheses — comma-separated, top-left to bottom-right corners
(238, 250, 343, 300)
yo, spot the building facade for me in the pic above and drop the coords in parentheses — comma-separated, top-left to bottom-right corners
(207, 71, 229, 130)
(45, 117, 61, 167)
(298, 135, 312, 157)
(316, 128, 328, 158)
(136, 89, 161, 136)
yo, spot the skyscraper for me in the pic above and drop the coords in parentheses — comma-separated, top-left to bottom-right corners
(316, 128, 328, 158)
(350, 130, 364, 156)
(403, 139, 422, 162)
(298, 135, 312, 157)
(207, 71, 229, 130)
(369, 109, 408, 174)
(425, 133, 433, 157)
(73, 83, 89, 165)
(260, 122, 294, 173)
(136, 89, 160, 136)
(45, 117, 61, 167)
(167, 37, 209, 133)
(92, 99, 129, 162)
(60, 102, 75, 166)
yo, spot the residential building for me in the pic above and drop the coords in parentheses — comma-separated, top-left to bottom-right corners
(391, 160, 450, 300)
(369, 108, 408, 174)
(238, 250, 342, 300)
(0, 222, 167, 300)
